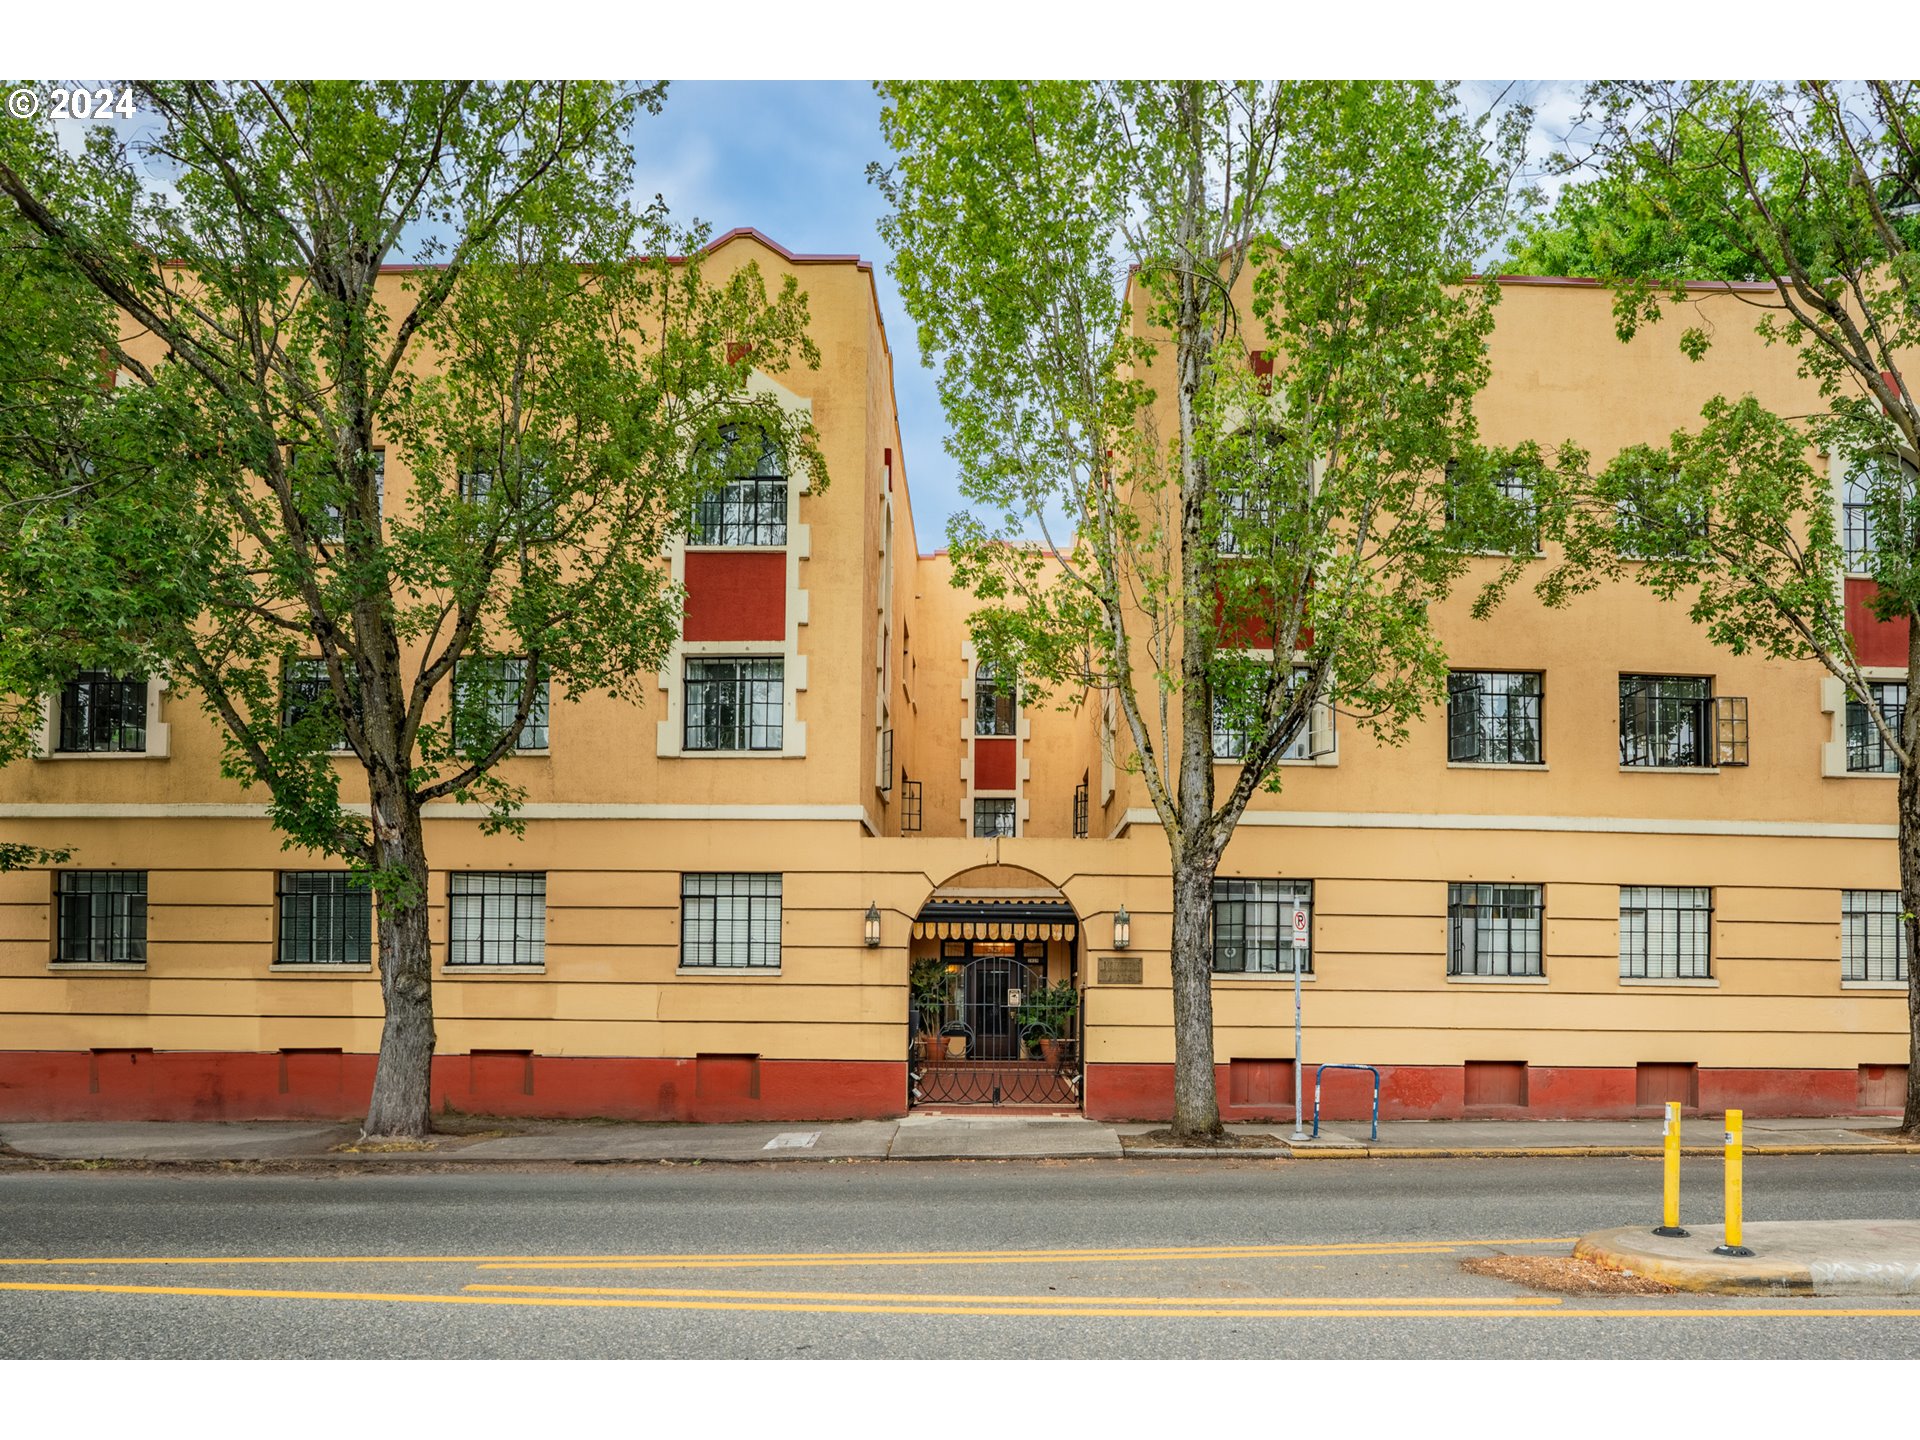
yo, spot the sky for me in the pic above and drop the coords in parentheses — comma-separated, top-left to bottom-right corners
(627, 81, 1592, 555)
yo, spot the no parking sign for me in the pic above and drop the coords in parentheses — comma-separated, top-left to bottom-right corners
(1290, 905, 1309, 949)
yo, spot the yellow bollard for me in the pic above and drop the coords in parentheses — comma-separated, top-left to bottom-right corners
(1712, 1108, 1755, 1257)
(1653, 1099, 1689, 1237)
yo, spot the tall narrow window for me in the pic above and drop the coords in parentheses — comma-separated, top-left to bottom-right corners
(54, 871, 147, 965)
(689, 426, 787, 546)
(900, 777, 923, 835)
(973, 797, 1016, 838)
(316, 450, 384, 543)
(1619, 886, 1712, 980)
(974, 663, 1015, 736)
(454, 656, 549, 752)
(1073, 777, 1090, 839)
(447, 872, 546, 968)
(1842, 890, 1908, 983)
(684, 657, 783, 751)
(282, 658, 352, 752)
(56, 672, 147, 753)
(1212, 878, 1312, 975)
(1448, 671, 1543, 765)
(1447, 883, 1544, 978)
(680, 873, 782, 969)
(1847, 682, 1905, 775)
(277, 872, 373, 966)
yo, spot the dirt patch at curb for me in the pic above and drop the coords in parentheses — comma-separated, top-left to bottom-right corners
(1462, 1254, 1676, 1296)
(1123, 1129, 1291, 1151)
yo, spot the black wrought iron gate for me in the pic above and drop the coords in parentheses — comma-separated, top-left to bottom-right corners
(911, 950, 1081, 1108)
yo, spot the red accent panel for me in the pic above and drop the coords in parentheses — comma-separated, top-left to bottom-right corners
(1845, 577, 1911, 668)
(973, 737, 1017, 792)
(1082, 1063, 1880, 1123)
(683, 551, 786, 642)
(0, 1052, 905, 1123)
(1212, 587, 1310, 652)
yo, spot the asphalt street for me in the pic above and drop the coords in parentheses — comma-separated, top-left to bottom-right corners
(2, 1154, 1918, 1359)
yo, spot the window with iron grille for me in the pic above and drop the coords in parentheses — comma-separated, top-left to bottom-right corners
(454, 656, 549, 752)
(56, 672, 147, 753)
(879, 728, 894, 791)
(684, 657, 783, 751)
(973, 797, 1016, 838)
(282, 658, 352, 752)
(1616, 483, 1709, 559)
(1213, 663, 1322, 762)
(1619, 675, 1712, 767)
(1619, 886, 1711, 980)
(1848, 682, 1905, 774)
(54, 871, 147, 965)
(1448, 671, 1543, 765)
(1212, 877, 1312, 975)
(1843, 890, 1909, 983)
(680, 873, 782, 969)
(447, 872, 546, 968)
(689, 426, 787, 546)
(1445, 466, 1540, 554)
(315, 450, 384, 543)
(974, 663, 1016, 736)
(1447, 883, 1543, 977)
(1073, 778, 1089, 839)
(460, 454, 552, 513)
(277, 872, 373, 966)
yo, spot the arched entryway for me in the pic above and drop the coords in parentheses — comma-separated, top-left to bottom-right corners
(909, 865, 1081, 1110)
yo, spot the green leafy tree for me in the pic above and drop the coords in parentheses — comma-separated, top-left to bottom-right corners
(875, 80, 1543, 1140)
(0, 81, 822, 1137)
(1534, 80, 1920, 1134)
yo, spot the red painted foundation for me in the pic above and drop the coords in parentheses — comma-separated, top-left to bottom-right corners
(0, 1051, 1902, 1124)
(0, 1050, 907, 1124)
(1083, 1062, 1902, 1123)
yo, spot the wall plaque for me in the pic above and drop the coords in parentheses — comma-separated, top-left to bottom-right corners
(1098, 955, 1142, 985)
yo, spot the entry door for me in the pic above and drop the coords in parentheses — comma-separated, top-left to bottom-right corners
(962, 942, 1046, 1060)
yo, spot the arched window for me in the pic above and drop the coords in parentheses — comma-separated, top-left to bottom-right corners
(690, 425, 787, 547)
(974, 662, 1015, 737)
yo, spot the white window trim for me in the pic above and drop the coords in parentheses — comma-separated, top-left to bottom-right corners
(1820, 670, 1905, 779)
(33, 674, 171, 760)
(1208, 647, 1336, 769)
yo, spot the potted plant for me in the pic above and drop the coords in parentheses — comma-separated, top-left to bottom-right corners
(1015, 980, 1079, 1065)
(911, 959, 950, 1062)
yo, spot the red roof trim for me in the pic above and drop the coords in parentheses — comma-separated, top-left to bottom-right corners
(162, 227, 877, 276)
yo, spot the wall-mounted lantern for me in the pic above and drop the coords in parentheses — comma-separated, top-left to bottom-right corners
(1112, 905, 1131, 950)
(864, 902, 882, 948)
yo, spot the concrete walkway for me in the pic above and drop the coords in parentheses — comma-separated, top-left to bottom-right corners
(1, 1113, 1914, 1166)
(1578, 1220, 1920, 1295)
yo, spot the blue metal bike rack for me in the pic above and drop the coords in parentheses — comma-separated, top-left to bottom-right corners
(1311, 1064, 1381, 1141)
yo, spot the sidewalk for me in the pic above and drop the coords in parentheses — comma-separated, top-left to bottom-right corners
(2, 1112, 1915, 1166)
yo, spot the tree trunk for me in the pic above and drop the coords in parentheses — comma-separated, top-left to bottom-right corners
(1168, 846, 1224, 1140)
(362, 776, 436, 1140)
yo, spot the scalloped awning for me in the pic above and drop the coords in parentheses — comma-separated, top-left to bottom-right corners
(912, 894, 1077, 942)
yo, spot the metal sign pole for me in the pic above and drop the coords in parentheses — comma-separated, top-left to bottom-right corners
(1290, 904, 1308, 1141)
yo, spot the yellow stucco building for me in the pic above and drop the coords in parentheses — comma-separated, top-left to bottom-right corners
(0, 230, 1909, 1123)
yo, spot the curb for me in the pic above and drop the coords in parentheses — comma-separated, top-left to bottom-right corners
(7, 1142, 1918, 1169)
(1574, 1228, 1811, 1294)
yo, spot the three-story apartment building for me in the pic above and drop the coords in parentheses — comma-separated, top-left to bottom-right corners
(0, 230, 1909, 1124)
